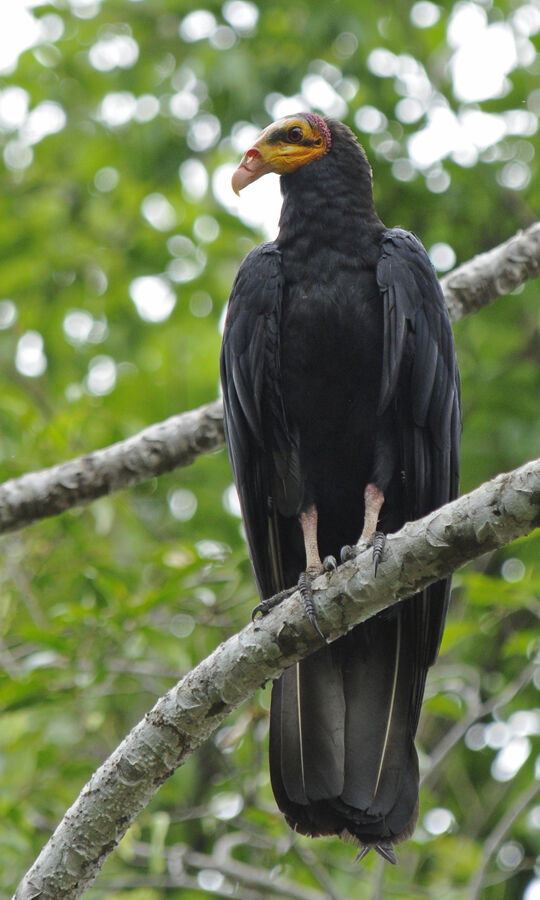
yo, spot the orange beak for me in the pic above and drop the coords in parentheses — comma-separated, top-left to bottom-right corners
(231, 115, 330, 194)
(231, 143, 273, 195)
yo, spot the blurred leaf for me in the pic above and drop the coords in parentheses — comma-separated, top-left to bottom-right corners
(0, 0, 538, 897)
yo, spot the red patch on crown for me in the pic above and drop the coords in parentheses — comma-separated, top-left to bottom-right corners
(304, 113, 332, 152)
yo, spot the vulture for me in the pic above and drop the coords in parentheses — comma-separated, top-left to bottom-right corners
(220, 114, 461, 862)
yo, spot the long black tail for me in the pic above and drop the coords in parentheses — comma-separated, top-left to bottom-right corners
(269, 593, 439, 856)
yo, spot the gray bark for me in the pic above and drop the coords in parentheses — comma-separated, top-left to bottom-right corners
(13, 457, 540, 900)
(0, 400, 224, 534)
(0, 223, 538, 536)
(441, 220, 540, 321)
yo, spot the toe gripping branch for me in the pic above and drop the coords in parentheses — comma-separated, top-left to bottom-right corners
(251, 585, 296, 620)
(371, 531, 386, 576)
(251, 564, 331, 644)
(340, 531, 386, 575)
(298, 571, 326, 642)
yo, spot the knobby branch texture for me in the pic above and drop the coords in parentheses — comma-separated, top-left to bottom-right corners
(0, 400, 224, 534)
(0, 222, 538, 536)
(14, 458, 540, 900)
(441, 220, 540, 321)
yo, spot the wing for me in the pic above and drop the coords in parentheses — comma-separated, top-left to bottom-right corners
(220, 243, 299, 599)
(376, 228, 462, 671)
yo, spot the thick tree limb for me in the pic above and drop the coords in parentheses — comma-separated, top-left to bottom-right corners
(441, 220, 540, 322)
(0, 399, 224, 534)
(0, 223, 538, 537)
(14, 457, 540, 900)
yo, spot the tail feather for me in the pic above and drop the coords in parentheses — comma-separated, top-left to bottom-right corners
(269, 599, 430, 851)
(277, 666, 306, 805)
(279, 647, 346, 803)
(340, 618, 404, 810)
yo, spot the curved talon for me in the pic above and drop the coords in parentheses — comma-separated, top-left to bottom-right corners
(323, 554, 337, 571)
(356, 841, 397, 865)
(355, 844, 371, 863)
(251, 585, 295, 620)
(375, 842, 397, 865)
(371, 531, 386, 576)
(298, 572, 327, 642)
(252, 601, 269, 621)
(340, 544, 357, 563)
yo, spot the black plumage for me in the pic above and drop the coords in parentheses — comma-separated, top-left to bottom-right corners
(220, 115, 461, 859)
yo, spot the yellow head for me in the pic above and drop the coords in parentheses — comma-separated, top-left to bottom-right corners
(232, 113, 331, 194)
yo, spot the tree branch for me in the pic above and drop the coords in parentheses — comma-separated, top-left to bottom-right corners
(468, 779, 540, 900)
(0, 399, 224, 534)
(440, 221, 540, 322)
(0, 223, 538, 537)
(124, 838, 331, 900)
(14, 457, 540, 900)
(420, 658, 537, 788)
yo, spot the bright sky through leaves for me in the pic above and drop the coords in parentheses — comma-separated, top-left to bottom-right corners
(2, 0, 538, 242)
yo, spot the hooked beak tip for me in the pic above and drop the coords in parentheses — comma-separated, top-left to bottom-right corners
(231, 170, 243, 196)
(231, 146, 271, 195)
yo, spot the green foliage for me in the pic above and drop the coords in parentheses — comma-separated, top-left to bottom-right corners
(0, 0, 538, 897)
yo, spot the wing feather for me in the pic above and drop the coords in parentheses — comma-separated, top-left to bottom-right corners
(376, 226, 462, 703)
(376, 227, 461, 519)
(220, 243, 289, 598)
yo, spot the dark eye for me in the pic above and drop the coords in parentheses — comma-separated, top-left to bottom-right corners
(287, 126, 304, 143)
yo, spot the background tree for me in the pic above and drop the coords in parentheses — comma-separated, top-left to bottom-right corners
(0, 1, 538, 898)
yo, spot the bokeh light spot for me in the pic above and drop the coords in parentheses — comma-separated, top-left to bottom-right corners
(0, 300, 17, 329)
(423, 807, 455, 835)
(94, 166, 119, 192)
(222, 484, 241, 517)
(334, 32, 358, 57)
(354, 106, 387, 134)
(497, 841, 524, 871)
(429, 242, 456, 272)
(85, 355, 117, 396)
(168, 488, 198, 521)
(141, 193, 177, 231)
(223, 1, 259, 34)
(129, 276, 176, 322)
(179, 158, 209, 200)
(98, 92, 137, 128)
(193, 215, 220, 243)
(4, 140, 33, 171)
(411, 2, 440, 28)
(190, 291, 213, 317)
(170, 613, 195, 638)
(491, 736, 531, 782)
(89, 34, 139, 71)
(501, 557, 526, 582)
(0, 86, 29, 130)
(209, 791, 244, 820)
(179, 10, 217, 42)
(187, 114, 221, 152)
(16, 331, 47, 377)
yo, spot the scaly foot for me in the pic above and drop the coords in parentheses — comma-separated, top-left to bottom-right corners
(298, 556, 335, 641)
(340, 531, 386, 575)
(251, 585, 296, 620)
(298, 570, 325, 640)
(371, 531, 386, 575)
(253, 557, 334, 642)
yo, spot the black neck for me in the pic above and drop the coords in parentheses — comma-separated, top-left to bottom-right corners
(276, 122, 384, 258)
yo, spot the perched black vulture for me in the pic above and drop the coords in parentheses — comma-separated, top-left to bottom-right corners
(220, 114, 461, 862)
